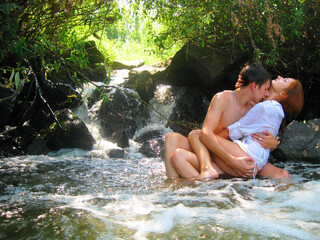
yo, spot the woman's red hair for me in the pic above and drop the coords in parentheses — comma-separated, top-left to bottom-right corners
(280, 79, 304, 116)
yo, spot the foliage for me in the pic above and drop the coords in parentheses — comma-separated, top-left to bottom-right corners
(1, 0, 319, 104)
(138, 0, 319, 73)
(0, 0, 119, 101)
(100, 2, 182, 64)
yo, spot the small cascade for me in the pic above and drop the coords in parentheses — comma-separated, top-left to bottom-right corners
(74, 83, 121, 158)
(1, 69, 319, 240)
(134, 84, 175, 138)
(72, 72, 181, 159)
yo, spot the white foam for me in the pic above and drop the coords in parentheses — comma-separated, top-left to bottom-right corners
(47, 148, 91, 158)
(125, 203, 193, 240)
(3, 157, 318, 239)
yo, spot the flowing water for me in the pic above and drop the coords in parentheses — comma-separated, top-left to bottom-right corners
(1, 71, 320, 240)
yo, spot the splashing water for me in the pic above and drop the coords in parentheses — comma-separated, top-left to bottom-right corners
(0, 154, 319, 239)
(1, 71, 319, 239)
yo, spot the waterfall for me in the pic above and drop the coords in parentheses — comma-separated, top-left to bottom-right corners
(73, 75, 179, 159)
(134, 84, 175, 139)
(73, 83, 121, 158)
(1, 70, 319, 240)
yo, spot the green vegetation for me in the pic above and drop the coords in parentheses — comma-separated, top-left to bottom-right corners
(93, 1, 183, 64)
(138, 0, 319, 71)
(0, 0, 319, 102)
(0, 0, 118, 103)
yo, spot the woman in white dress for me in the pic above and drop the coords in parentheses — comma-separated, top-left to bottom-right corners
(172, 76, 304, 179)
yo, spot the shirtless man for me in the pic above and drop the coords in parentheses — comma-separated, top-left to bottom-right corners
(165, 63, 286, 179)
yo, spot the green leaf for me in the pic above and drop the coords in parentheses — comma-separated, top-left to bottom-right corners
(9, 70, 15, 82)
(14, 72, 20, 89)
(54, 61, 60, 73)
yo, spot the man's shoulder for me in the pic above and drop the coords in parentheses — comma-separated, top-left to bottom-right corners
(214, 90, 233, 100)
(209, 90, 233, 110)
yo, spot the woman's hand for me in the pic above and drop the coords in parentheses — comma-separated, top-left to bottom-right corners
(235, 75, 244, 89)
(251, 130, 278, 150)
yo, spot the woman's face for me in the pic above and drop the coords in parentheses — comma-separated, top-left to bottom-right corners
(272, 76, 295, 94)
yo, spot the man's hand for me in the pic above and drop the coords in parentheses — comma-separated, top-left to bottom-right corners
(251, 130, 278, 150)
(229, 156, 255, 178)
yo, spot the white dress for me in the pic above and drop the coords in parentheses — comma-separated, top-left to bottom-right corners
(227, 100, 284, 171)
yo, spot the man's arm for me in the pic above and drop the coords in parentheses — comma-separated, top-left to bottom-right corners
(189, 93, 225, 178)
(199, 92, 255, 177)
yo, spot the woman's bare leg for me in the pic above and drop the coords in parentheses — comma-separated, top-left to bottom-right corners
(258, 163, 290, 179)
(164, 132, 193, 178)
(188, 130, 220, 179)
(171, 148, 223, 179)
(213, 135, 258, 178)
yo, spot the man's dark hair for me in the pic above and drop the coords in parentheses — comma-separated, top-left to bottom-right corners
(240, 63, 271, 87)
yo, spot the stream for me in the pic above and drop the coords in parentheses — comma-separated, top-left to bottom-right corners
(0, 70, 319, 240)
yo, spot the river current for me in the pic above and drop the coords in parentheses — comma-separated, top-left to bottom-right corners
(1, 70, 319, 239)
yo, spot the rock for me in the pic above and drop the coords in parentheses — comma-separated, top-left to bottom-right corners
(98, 89, 149, 147)
(167, 87, 210, 136)
(112, 60, 145, 70)
(135, 130, 165, 158)
(166, 42, 249, 97)
(108, 148, 125, 158)
(84, 41, 105, 65)
(86, 87, 103, 109)
(45, 109, 95, 151)
(134, 130, 163, 143)
(78, 64, 107, 83)
(0, 126, 46, 156)
(22, 80, 83, 132)
(29, 108, 54, 132)
(139, 137, 164, 158)
(130, 64, 166, 75)
(272, 119, 320, 163)
(0, 88, 15, 131)
(124, 62, 170, 102)
(40, 80, 82, 111)
(7, 100, 36, 127)
(124, 70, 153, 101)
(27, 135, 50, 155)
(47, 41, 107, 85)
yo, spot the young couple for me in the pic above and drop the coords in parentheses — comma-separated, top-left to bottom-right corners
(164, 63, 304, 180)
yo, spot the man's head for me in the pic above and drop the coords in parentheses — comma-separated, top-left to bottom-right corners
(239, 63, 271, 103)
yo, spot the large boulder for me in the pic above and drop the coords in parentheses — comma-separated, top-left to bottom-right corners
(272, 119, 320, 163)
(3, 79, 82, 131)
(166, 43, 250, 97)
(0, 126, 49, 157)
(167, 87, 210, 136)
(98, 88, 150, 147)
(47, 40, 107, 85)
(124, 61, 170, 102)
(124, 70, 154, 102)
(45, 109, 95, 151)
(40, 80, 82, 111)
(78, 64, 107, 83)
